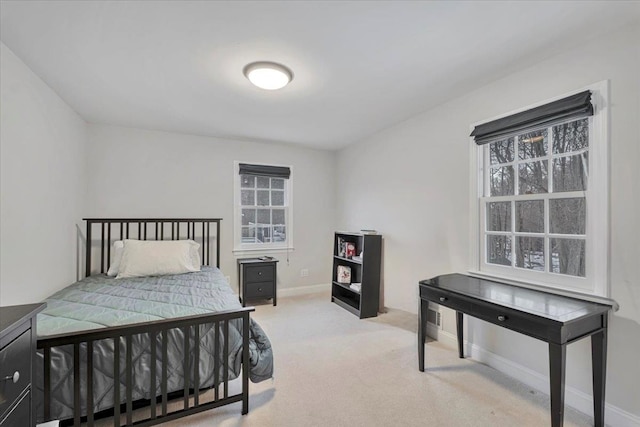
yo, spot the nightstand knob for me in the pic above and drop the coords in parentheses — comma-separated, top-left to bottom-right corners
(3, 371, 19, 383)
(258, 272, 263, 276)
(439, 297, 447, 302)
(497, 315, 507, 322)
(258, 287, 262, 292)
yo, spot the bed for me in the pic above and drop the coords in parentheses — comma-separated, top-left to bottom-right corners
(36, 218, 273, 427)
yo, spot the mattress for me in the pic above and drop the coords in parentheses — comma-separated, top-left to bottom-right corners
(35, 266, 273, 422)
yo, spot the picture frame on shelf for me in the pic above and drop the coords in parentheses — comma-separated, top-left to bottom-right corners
(337, 237, 346, 257)
(345, 242, 356, 258)
(337, 265, 351, 284)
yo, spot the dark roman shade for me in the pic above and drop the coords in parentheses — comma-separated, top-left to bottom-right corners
(238, 163, 291, 179)
(471, 90, 594, 145)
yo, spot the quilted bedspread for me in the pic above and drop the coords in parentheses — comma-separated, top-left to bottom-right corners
(35, 266, 273, 422)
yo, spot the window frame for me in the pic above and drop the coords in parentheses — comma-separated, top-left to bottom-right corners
(233, 161, 294, 254)
(469, 81, 609, 297)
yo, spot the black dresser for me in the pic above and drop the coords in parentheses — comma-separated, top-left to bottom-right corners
(237, 258, 278, 306)
(0, 303, 46, 427)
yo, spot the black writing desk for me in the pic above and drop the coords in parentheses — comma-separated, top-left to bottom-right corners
(418, 273, 613, 427)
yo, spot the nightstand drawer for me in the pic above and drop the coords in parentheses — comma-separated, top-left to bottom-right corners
(245, 281, 274, 299)
(245, 265, 274, 283)
(0, 330, 31, 418)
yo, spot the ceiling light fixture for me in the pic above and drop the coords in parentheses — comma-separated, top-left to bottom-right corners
(243, 61, 293, 90)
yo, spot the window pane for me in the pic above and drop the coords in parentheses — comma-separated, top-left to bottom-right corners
(553, 153, 588, 192)
(487, 202, 511, 232)
(518, 129, 548, 160)
(241, 190, 255, 206)
(515, 237, 544, 271)
(515, 200, 544, 233)
(550, 238, 585, 277)
(257, 176, 270, 188)
(553, 118, 588, 154)
(271, 178, 285, 189)
(487, 235, 512, 266)
(273, 226, 286, 242)
(550, 198, 585, 234)
(257, 209, 271, 225)
(490, 166, 514, 196)
(241, 175, 255, 188)
(241, 227, 255, 243)
(241, 208, 255, 226)
(271, 190, 284, 206)
(256, 226, 271, 243)
(272, 209, 285, 225)
(257, 190, 270, 206)
(490, 138, 514, 165)
(518, 160, 548, 194)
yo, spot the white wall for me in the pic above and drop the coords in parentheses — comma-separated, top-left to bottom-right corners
(85, 124, 336, 293)
(336, 24, 640, 421)
(0, 42, 86, 305)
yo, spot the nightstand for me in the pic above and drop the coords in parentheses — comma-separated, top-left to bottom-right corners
(237, 258, 278, 306)
(0, 303, 46, 427)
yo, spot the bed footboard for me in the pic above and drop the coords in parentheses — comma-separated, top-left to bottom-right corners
(37, 307, 254, 427)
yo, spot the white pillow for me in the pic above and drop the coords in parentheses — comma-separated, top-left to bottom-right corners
(116, 239, 201, 279)
(107, 240, 124, 277)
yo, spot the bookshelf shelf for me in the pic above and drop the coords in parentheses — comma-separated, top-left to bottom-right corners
(333, 255, 362, 265)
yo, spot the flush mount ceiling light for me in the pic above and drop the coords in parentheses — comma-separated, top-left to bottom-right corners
(243, 61, 293, 90)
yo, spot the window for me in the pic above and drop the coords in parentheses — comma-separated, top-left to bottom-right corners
(471, 83, 608, 296)
(234, 162, 292, 252)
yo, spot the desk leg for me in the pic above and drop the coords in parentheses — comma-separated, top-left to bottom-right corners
(456, 311, 464, 358)
(418, 299, 428, 372)
(549, 343, 566, 427)
(591, 328, 607, 427)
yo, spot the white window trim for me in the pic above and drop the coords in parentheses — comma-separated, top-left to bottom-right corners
(233, 160, 294, 254)
(468, 80, 610, 298)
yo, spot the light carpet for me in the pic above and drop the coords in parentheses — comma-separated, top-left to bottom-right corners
(110, 291, 597, 426)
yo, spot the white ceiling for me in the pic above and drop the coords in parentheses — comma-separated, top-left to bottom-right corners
(1, 1, 639, 150)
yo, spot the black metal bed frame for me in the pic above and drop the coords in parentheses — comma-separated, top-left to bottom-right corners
(37, 218, 254, 426)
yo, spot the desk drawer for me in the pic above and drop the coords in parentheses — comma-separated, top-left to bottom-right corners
(0, 330, 31, 418)
(245, 281, 275, 299)
(469, 302, 549, 341)
(245, 265, 274, 283)
(421, 287, 470, 312)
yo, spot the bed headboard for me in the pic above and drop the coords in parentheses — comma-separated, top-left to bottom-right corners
(83, 218, 222, 277)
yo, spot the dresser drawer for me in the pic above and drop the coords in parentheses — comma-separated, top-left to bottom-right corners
(0, 330, 31, 418)
(245, 281, 275, 299)
(245, 265, 274, 283)
(0, 390, 29, 426)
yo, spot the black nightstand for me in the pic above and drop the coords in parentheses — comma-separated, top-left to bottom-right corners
(237, 258, 278, 306)
(0, 303, 46, 427)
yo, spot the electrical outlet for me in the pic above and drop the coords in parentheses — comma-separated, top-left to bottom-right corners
(300, 269, 309, 277)
(225, 276, 230, 284)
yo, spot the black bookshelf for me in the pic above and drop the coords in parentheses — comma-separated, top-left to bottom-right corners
(331, 231, 382, 319)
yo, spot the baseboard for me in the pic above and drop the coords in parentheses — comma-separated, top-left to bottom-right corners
(428, 328, 639, 427)
(279, 283, 330, 297)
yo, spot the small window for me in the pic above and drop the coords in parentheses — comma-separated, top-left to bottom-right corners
(234, 162, 292, 252)
(471, 83, 608, 296)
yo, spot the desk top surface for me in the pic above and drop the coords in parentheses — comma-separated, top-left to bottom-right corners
(420, 274, 611, 323)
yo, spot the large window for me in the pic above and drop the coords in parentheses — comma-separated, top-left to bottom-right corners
(472, 83, 608, 296)
(234, 162, 292, 252)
